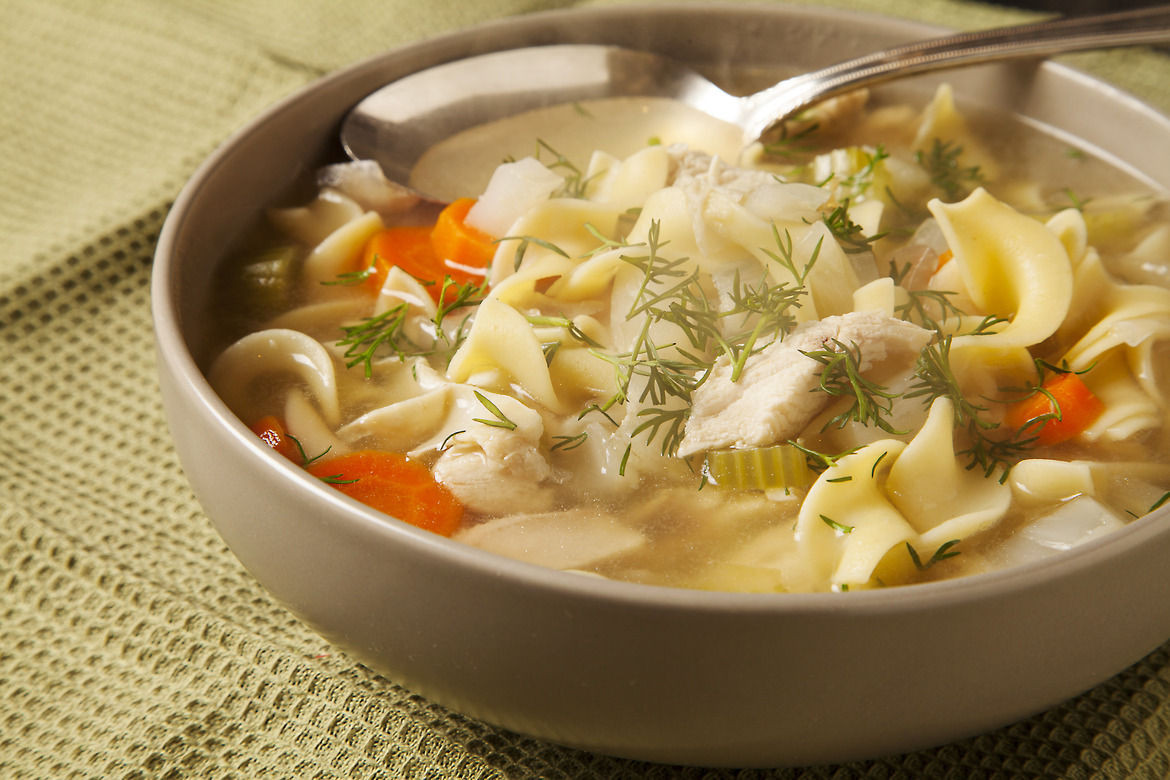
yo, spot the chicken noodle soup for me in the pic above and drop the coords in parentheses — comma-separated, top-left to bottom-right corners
(211, 84, 1170, 592)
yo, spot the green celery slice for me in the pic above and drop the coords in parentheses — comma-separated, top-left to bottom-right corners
(703, 444, 813, 492)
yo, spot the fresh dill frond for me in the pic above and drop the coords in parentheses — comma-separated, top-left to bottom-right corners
(801, 339, 905, 434)
(785, 439, 852, 473)
(821, 515, 854, 534)
(906, 539, 962, 570)
(1061, 187, 1092, 212)
(534, 139, 595, 198)
(631, 406, 692, 456)
(820, 200, 886, 253)
(889, 260, 966, 331)
(761, 119, 821, 160)
(286, 435, 331, 468)
(336, 303, 416, 377)
(761, 224, 821, 285)
(471, 390, 518, 431)
(526, 314, 605, 349)
(906, 335, 1033, 481)
(322, 263, 377, 286)
(836, 145, 890, 198)
(495, 233, 570, 272)
(432, 277, 486, 325)
(916, 138, 984, 201)
(550, 432, 589, 451)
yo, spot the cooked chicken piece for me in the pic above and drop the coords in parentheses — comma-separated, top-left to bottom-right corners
(432, 436, 556, 516)
(677, 310, 931, 456)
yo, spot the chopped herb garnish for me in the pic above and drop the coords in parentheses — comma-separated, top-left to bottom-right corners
(802, 339, 905, 434)
(761, 119, 821, 160)
(550, 432, 589, 451)
(322, 263, 377, 286)
(820, 200, 886, 253)
(336, 303, 415, 377)
(906, 539, 962, 570)
(1061, 187, 1092, 212)
(471, 390, 518, 431)
(821, 514, 854, 534)
(495, 233, 570, 272)
(916, 138, 984, 200)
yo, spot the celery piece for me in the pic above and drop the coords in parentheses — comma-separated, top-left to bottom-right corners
(704, 445, 813, 492)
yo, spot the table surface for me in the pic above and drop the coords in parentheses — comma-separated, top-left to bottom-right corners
(4, 1, 1170, 777)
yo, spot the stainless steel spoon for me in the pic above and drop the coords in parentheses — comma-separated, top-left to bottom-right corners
(342, 6, 1170, 193)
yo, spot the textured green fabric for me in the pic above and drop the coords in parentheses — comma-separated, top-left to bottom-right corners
(4, 1, 1170, 777)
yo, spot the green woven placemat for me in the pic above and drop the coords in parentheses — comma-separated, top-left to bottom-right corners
(4, 1, 1170, 777)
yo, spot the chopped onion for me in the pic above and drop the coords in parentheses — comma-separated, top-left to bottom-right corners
(466, 157, 563, 237)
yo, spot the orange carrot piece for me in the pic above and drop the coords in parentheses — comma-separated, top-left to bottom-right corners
(936, 249, 954, 269)
(357, 199, 493, 306)
(430, 197, 496, 285)
(250, 415, 301, 462)
(1003, 371, 1104, 446)
(306, 450, 464, 537)
(360, 225, 440, 296)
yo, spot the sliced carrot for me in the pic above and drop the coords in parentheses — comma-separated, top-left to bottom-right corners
(306, 450, 464, 537)
(357, 198, 494, 307)
(935, 249, 954, 270)
(250, 415, 301, 462)
(1003, 370, 1104, 447)
(430, 197, 496, 286)
(360, 224, 440, 296)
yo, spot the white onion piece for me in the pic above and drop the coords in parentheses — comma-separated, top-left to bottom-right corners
(742, 182, 828, 222)
(455, 509, 645, 570)
(990, 496, 1123, 570)
(465, 157, 563, 237)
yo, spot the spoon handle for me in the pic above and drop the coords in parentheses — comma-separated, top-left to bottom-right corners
(742, 6, 1170, 140)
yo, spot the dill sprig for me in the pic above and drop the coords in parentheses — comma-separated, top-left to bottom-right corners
(889, 260, 966, 331)
(285, 435, 355, 484)
(820, 200, 885, 253)
(495, 234, 570, 272)
(535, 140, 595, 199)
(785, 439, 854, 473)
(761, 119, 821, 160)
(322, 264, 377, 287)
(916, 139, 984, 201)
(824, 145, 890, 199)
(906, 539, 961, 570)
(580, 221, 816, 455)
(821, 515, 854, 534)
(471, 390, 518, 431)
(337, 303, 416, 377)
(335, 276, 484, 377)
(550, 432, 589, 451)
(719, 271, 806, 381)
(801, 339, 906, 434)
(906, 335, 1033, 481)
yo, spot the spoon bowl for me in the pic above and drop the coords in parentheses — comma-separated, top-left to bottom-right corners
(342, 6, 1170, 197)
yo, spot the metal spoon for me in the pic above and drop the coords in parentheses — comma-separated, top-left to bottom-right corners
(342, 6, 1170, 194)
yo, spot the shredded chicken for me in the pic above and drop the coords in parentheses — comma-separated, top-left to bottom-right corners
(677, 310, 931, 456)
(432, 436, 555, 516)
